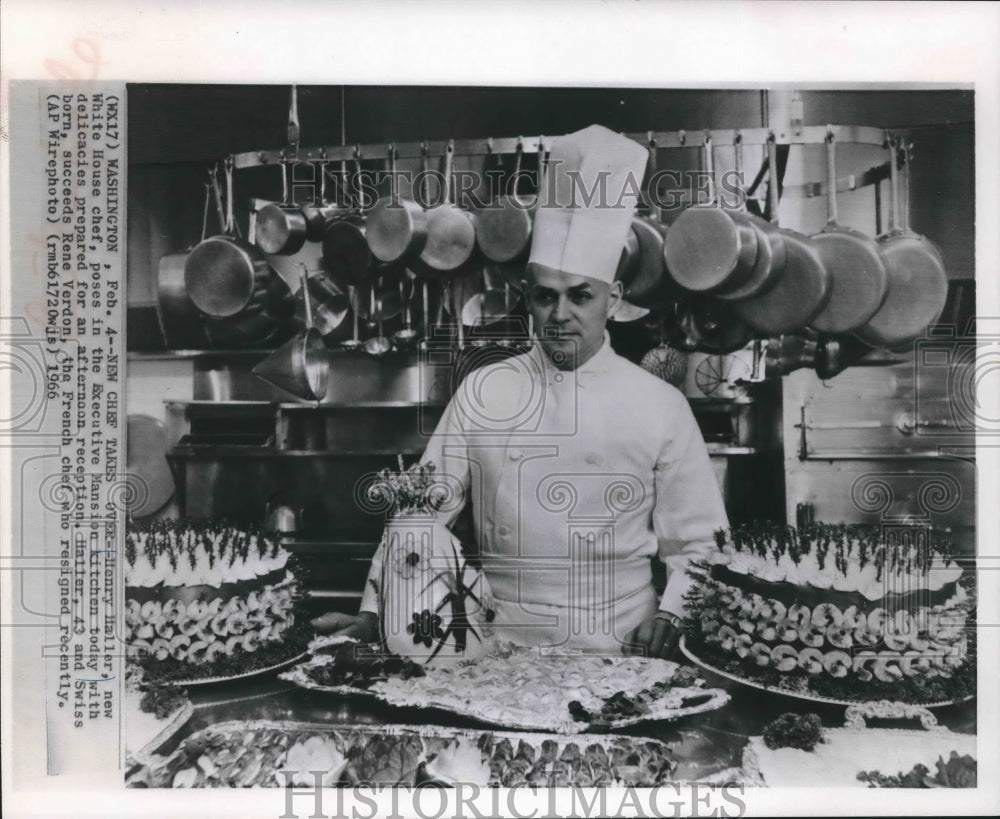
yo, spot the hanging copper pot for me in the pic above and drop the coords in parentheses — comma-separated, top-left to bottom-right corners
(731, 229, 831, 335)
(716, 135, 788, 302)
(412, 141, 479, 280)
(366, 144, 429, 264)
(663, 135, 760, 294)
(808, 132, 889, 334)
(476, 140, 535, 264)
(855, 139, 949, 349)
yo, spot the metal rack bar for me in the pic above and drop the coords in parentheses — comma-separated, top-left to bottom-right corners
(231, 124, 891, 169)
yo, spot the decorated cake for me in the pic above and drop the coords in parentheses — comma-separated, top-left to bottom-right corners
(369, 642, 729, 733)
(683, 524, 974, 703)
(125, 518, 305, 681)
(365, 459, 496, 666)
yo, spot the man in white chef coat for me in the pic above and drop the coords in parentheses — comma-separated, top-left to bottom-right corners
(315, 124, 728, 658)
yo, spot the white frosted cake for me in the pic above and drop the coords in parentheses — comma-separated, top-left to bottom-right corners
(125, 520, 300, 677)
(684, 524, 974, 703)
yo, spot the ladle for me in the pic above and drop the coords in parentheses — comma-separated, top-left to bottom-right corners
(363, 281, 392, 358)
(392, 276, 420, 351)
(340, 284, 363, 351)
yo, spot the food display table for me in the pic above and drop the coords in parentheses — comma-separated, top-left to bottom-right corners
(131, 656, 976, 788)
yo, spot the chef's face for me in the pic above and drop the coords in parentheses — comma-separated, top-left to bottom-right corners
(526, 265, 622, 370)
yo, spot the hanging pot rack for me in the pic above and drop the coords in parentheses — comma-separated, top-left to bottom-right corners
(231, 124, 891, 166)
(230, 124, 897, 207)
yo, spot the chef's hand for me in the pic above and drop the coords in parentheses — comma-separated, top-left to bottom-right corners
(622, 612, 684, 660)
(310, 611, 378, 642)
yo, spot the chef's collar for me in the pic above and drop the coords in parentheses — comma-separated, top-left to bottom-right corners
(530, 331, 614, 380)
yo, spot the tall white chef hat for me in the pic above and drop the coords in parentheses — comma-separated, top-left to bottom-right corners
(528, 124, 648, 285)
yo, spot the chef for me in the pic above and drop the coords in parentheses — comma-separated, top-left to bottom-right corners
(314, 124, 728, 658)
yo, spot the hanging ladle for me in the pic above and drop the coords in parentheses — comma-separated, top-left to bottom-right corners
(251, 263, 329, 401)
(392, 275, 420, 351)
(363, 278, 392, 358)
(340, 284, 362, 351)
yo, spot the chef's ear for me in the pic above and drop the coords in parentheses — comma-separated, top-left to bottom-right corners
(606, 279, 624, 317)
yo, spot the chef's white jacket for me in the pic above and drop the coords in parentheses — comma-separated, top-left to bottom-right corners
(360, 334, 728, 651)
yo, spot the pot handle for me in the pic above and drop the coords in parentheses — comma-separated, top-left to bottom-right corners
(210, 164, 227, 235)
(899, 139, 914, 233)
(824, 126, 839, 227)
(536, 136, 547, 203)
(511, 137, 524, 198)
(224, 155, 240, 237)
(444, 140, 454, 206)
(388, 143, 398, 202)
(885, 135, 900, 234)
(733, 131, 746, 212)
(640, 131, 657, 215)
(199, 179, 211, 243)
(299, 262, 314, 329)
(420, 141, 429, 207)
(766, 132, 780, 225)
(702, 131, 716, 206)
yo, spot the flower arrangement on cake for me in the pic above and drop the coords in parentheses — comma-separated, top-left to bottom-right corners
(365, 458, 496, 666)
(125, 518, 310, 684)
(682, 523, 975, 704)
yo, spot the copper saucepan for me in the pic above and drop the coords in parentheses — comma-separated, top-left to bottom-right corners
(412, 141, 479, 280)
(731, 229, 831, 336)
(855, 139, 948, 348)
(157, 178, 213, 348)
(256, 162, 310, 255)
(366, 144, 429, 264)
(808, 131, 889, 334)
(663, 135, 759, 294)
(475, 140, 535, 265)
(716, 134, 788, 302)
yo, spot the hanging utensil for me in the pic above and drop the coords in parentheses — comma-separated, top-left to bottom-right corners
(363, 280, 393, 358)
(306, 268, 351, 341)
(716, 132, 788, 302)
(251, 263, 329, 401)
(186, 158, 294, 322)
(367, 143, 429, 264)
(301, 160, 345, 241)
(256, 160, 309, 255)
(340, 284, 363, 351)
(855, 137, 949, 348)
(640, 311, 688, 388)
(414, 140, 478, 279)
(156, 176, 213, 348)
(621, 134, 671, 309)
(476, 137, 535, 264)
(663, 133, 759, 294)
(392, 275, 421, 351)
(674, 295, 754, 354)
(731, 228, 831, 336)
(322, 146, 380, 285)
(808, 127, 889, 334)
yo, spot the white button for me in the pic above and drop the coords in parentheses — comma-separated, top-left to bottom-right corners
(509, 450, 523, 461)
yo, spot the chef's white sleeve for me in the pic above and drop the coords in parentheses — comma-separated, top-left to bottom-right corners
(358, 384, 472, 615)
(652, 396, 729, 618)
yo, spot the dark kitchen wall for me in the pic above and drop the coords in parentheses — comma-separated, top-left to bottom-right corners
(127, 85, 975, 305)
